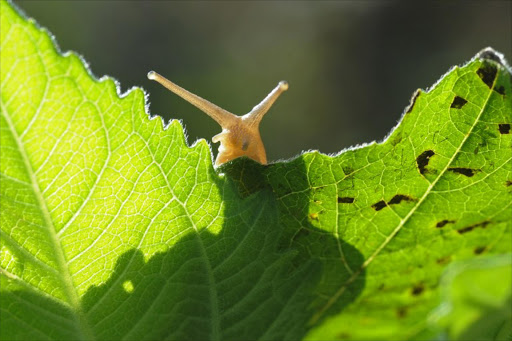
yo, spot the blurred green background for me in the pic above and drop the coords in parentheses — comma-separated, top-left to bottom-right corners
(14, 0, 512, 162)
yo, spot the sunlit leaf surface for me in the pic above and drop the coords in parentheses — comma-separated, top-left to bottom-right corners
(1, 1, 511, 340)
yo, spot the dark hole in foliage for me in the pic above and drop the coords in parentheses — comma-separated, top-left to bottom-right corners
(450, 96, 468, 109)
(495, 85, 505, 95)
(388, 194, 414, 205)
(411, 284, 425, 296)
(396, 307, 407, 318)
(338, 197, 355, 204)
(416, 150, 435, 175)
(476, 62, 498, 89)
(474, 246, 486, 255)
(342, 166, 354, 175)
(448, 167, 477, 177)
(406, 89, 421, 114)
(457, 221, 490, 234)
(372, 200, 387, 211)
(457, 226, 474, 234)
(436, 219, 455, 228)
(499, 124, 510, 134)
(506, 180, 512, 187)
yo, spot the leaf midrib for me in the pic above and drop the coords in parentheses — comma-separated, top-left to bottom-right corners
(310, 64, 498, 324)
(1, 102, 95, 340)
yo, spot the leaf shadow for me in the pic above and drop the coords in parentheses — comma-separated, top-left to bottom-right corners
(219, 157, 367, 339)
(73, 156, 366, 340)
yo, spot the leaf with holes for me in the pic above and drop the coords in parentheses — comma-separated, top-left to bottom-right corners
(1, 1, 511, 340)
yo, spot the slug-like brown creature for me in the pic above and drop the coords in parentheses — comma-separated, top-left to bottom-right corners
(148, 71, 288, 166)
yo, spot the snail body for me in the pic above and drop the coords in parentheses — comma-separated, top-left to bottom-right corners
(148, 71, 288, 166)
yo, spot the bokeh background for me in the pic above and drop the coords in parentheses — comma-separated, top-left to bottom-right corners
(15, 1, 512, 162)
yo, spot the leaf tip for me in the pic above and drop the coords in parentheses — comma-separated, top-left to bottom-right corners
(475, 47, 512, 74)
(476, 48, 506, 66)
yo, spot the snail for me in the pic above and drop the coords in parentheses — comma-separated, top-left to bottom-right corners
(148, 71, 288, 166)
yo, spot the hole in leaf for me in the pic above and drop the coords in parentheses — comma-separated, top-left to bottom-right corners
(499, 124, 510, 134)
(436, 219, 455, 228)
(372, 200, 387, 211)
(338, 197, 355, 204)
(388, 194, 415, 205)
(450, 95, 468, 109)
(476, 62, 498, 89)
(448, 167, 477, 177)
(457, 221, 490, 234)
(416, 150, 435, 175)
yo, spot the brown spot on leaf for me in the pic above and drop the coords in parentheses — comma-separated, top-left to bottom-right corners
(338, 197, 355, 204)
(411, 284, 425, 296)
(396, 307, 407, 318)
(406, 89, 421, 114)
(436, 219, 455, 228)
(416, 150, 435, 175)
(388, 194, 415, 205)
(457, 221, 490, 234)
(448, 167, 477, 177)
(499, 124, 510, 134)
(390, 133, 402, 146)
(450, 96, 468, 109)
(474, 246, 486, 255)
(437, 256, 451, 265)
(309, 213, 319, 221)
(372, 200, 387, 211)
(476, 62, 498, 89)
(506, 180, 512, 187)
(342, 166, 354, 175)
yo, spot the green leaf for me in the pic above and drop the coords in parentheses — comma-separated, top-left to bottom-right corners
(430, 254, 512, 341)
(1, 1, 511, 340)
